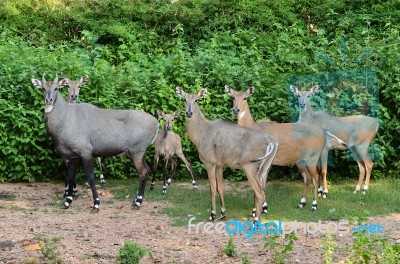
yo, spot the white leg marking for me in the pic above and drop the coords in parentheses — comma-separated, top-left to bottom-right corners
(301, 172, 307, 184)
(354, 184, 361, 194)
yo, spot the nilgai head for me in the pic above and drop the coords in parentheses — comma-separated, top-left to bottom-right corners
(225, 85, 255, 119)
(62, 75, 89, 103)
(290, 84, 319, 111)
(31, 73, 68, 112)
(176, 87, 207, 118)
(157, 110, 180, 131)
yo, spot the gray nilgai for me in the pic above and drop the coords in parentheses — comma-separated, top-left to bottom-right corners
(176, 87, 278, 221)
(32, 74, 158, 212)
(291, 85, 378, 195)
(151, 110, 197, 193)
(225, 86, 347, 211)
(62, 75, 106, 190)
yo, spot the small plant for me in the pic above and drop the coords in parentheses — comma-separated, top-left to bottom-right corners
(345, 231, 400, 263)
(115, 240, 153, 264)
(36, 235, 62, 264)
(264, 232, 298, 264)
(222, 237, 238, 257)
(320, 233, 337, 264)
(241, 251, 252, 264)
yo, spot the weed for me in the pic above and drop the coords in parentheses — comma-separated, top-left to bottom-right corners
(222, 237, 238, 257)
(345, 231, 400, 263)
(241, 251, 252, 264)
(264, 232, 298, 264)
(35, 235, 62, 264)
(320, 233, 337, 264)
(115, 240, 153, 264)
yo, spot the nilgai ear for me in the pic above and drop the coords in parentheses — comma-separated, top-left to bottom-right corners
(31, 79, 43, 89)
(176, 86, 185, 97)
(80, 75, 89, 85)
(289, 85, 299, 95)
(58, 78, 68, 88)
(310, 85, 319, 94)
(61, 73, 69, 82)
(156, 110, 163, 118)
(247, 86, 255, 96)
(224, 85, 234, 96)
(173, 111, 180, 117)
(198, 88, 207, 99)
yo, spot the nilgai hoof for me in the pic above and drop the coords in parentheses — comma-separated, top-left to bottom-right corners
(296, 203, 306, 210)
(132, 203, 141, 210)
(90, 207, 99, 214)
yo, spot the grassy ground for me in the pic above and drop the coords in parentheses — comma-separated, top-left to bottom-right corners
(106, 177, 400, 226)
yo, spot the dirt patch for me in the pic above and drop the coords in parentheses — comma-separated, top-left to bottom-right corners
(0, 182, 399, 264)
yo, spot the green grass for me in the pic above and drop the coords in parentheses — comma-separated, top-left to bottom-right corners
(108, 178, 400, 226)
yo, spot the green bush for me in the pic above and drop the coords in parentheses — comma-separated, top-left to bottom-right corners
(115, 241, 152, 264)
(0, 0, 399, 182)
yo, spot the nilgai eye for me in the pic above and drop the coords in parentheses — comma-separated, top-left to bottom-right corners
(244, 97, 248, 100)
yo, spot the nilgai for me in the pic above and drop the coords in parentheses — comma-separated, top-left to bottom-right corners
(225, 86, 347, 211)
(32, 73, 158, 212)
(176, 87, 278, 221)
(151, 110, 197, 193)
(62, 75, 106, 191)
(290, 85, 378, 195)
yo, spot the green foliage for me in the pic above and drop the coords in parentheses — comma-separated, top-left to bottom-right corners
(263, 232, 298, 264)
(0, 0, 399, 182)
(115, 240, 152, 264)
(35, 235, 62, 264)
(345, 231, 400, 264)
(320, 233, 338, 264)
(241, 252, 252, 264)
(221, 237, 238, 257)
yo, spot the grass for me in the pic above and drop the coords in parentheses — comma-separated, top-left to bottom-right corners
(107, 177, 400, 226)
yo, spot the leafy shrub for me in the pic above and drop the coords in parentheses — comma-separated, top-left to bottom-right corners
(115, 240, 152, 264)
(0, 0, 399, 182)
